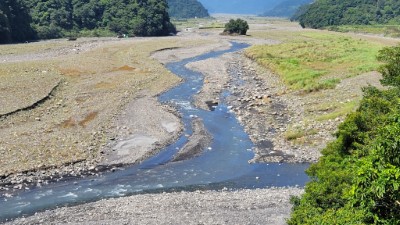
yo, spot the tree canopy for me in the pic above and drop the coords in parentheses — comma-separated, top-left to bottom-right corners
(223, 19, 249, 35)
(167, 0, 209, 19)
(288, 45, 400, 224)
(0, 0, 36, 44)
(0, 0, 176, 43)
(296, 0, 400, 28)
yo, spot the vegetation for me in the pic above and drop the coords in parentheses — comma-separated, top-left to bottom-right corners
(330, 24, 400, 38)
(167, 0, 209, 19)
(262, 0, 312, 18)
(0, 0, 176, 43)
(0, 0, 36, 44)
(288, 45, 400, 224)
(223, 19, 249, 35)
(245, 32, 383, 92)
(295, 0, 400, 29)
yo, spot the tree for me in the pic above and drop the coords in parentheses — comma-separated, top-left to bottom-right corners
(377, 45, 400, 87)
(0, 0, 35, 43)
(295, 0, 400, 28)
(223, 18, 249, 35)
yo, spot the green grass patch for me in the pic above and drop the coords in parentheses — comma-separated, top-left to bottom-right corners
(329, 24, 400, 38)
(285, 127, 318, 141)
(171, 18, 223, 31)
(315, 100, 358, 121)
(245, 32, 384, 92)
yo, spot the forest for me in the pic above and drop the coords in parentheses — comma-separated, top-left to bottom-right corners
(167, 0, 209, 19)
(0, 0, 176, 43)
(296, 0, 400, 28)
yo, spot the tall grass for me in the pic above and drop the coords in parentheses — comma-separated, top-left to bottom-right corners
(329, 24, 400, 38)
(245, 32, 384, 92)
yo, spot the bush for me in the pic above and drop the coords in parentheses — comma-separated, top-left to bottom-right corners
(288, 45, 400, 224)
(223, 19, 249, 35)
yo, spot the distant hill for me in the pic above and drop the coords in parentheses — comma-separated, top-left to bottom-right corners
(297, 0, 400, 28)
(263, 0, 313, 18)
(198, 0, 283, 15)
(0, 0, 176, 44)
(167, 0, 209, 19)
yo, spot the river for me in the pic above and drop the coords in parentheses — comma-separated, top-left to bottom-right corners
(0, 42, 309, 222)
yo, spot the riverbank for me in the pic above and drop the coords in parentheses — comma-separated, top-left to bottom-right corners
(6, 187, 303, 225)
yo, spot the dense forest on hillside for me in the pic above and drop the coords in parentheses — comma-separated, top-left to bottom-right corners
(0, 0, 176, 43)
(262, 0, 312, 18)
(0, 0, 36, 43)
(167, 0, 209, 19)
(296, 0, 400, 28)
(288, 45, 400, 224)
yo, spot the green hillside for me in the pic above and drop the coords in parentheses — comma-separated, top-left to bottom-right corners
(167, 0, 209, 19)
(297, 0, 400, 28)
(0, 0, 176, 43)
(262, 0, 312, 18)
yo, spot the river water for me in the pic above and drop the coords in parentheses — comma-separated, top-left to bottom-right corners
(0, 42, 309, 222)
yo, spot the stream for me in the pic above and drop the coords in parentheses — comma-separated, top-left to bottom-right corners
(0, 42, 309, 222)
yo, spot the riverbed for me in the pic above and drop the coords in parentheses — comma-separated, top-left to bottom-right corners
(0, 41, 309, 222)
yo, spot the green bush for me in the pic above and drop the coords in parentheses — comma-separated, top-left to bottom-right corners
(288, 45, 400, 224)
(223, 19, 249, 35)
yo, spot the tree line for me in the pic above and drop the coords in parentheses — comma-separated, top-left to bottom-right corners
(295, 0, 400, 28)
(0, 0, 177, 44)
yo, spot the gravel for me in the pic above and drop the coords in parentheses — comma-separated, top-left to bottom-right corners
(7, 188, 303, 225)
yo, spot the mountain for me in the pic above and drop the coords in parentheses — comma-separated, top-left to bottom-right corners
(167, 0, 209, 18)
(263, 0, 313, 18)
(297, 0, 400, 28)
(198, 0, 283, 15)
(0, 0, 178, 43)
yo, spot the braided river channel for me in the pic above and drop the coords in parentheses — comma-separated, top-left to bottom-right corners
(0, 42, 309, 222)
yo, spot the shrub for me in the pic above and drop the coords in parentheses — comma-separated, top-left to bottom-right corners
(223, 19, 249, 35)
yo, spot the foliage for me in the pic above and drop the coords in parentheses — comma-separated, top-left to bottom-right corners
(245, 32, 382, 92)
(377, 45, 400, 87)
(223, 19, 249, 35)
(288, 45, 400, 224)
(295, 0, 400, 29)
(167, 0, 209, 19)
(0, 0, 176, 43)
(0, 0, 36, 43)
(262, 0, 312, 18)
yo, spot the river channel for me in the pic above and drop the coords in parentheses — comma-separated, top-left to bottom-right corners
(0, 42, 309, 222)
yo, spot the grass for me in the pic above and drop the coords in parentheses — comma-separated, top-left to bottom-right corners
(329, 24, 400, 38)
(315, 100, 358, 121)
(285, 126, 318, 141)
(172, 18, 224, 31)
(245, 31, 384, 92)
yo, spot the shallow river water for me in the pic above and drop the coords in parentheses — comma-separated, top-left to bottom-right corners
(0, 42, 309, 222)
